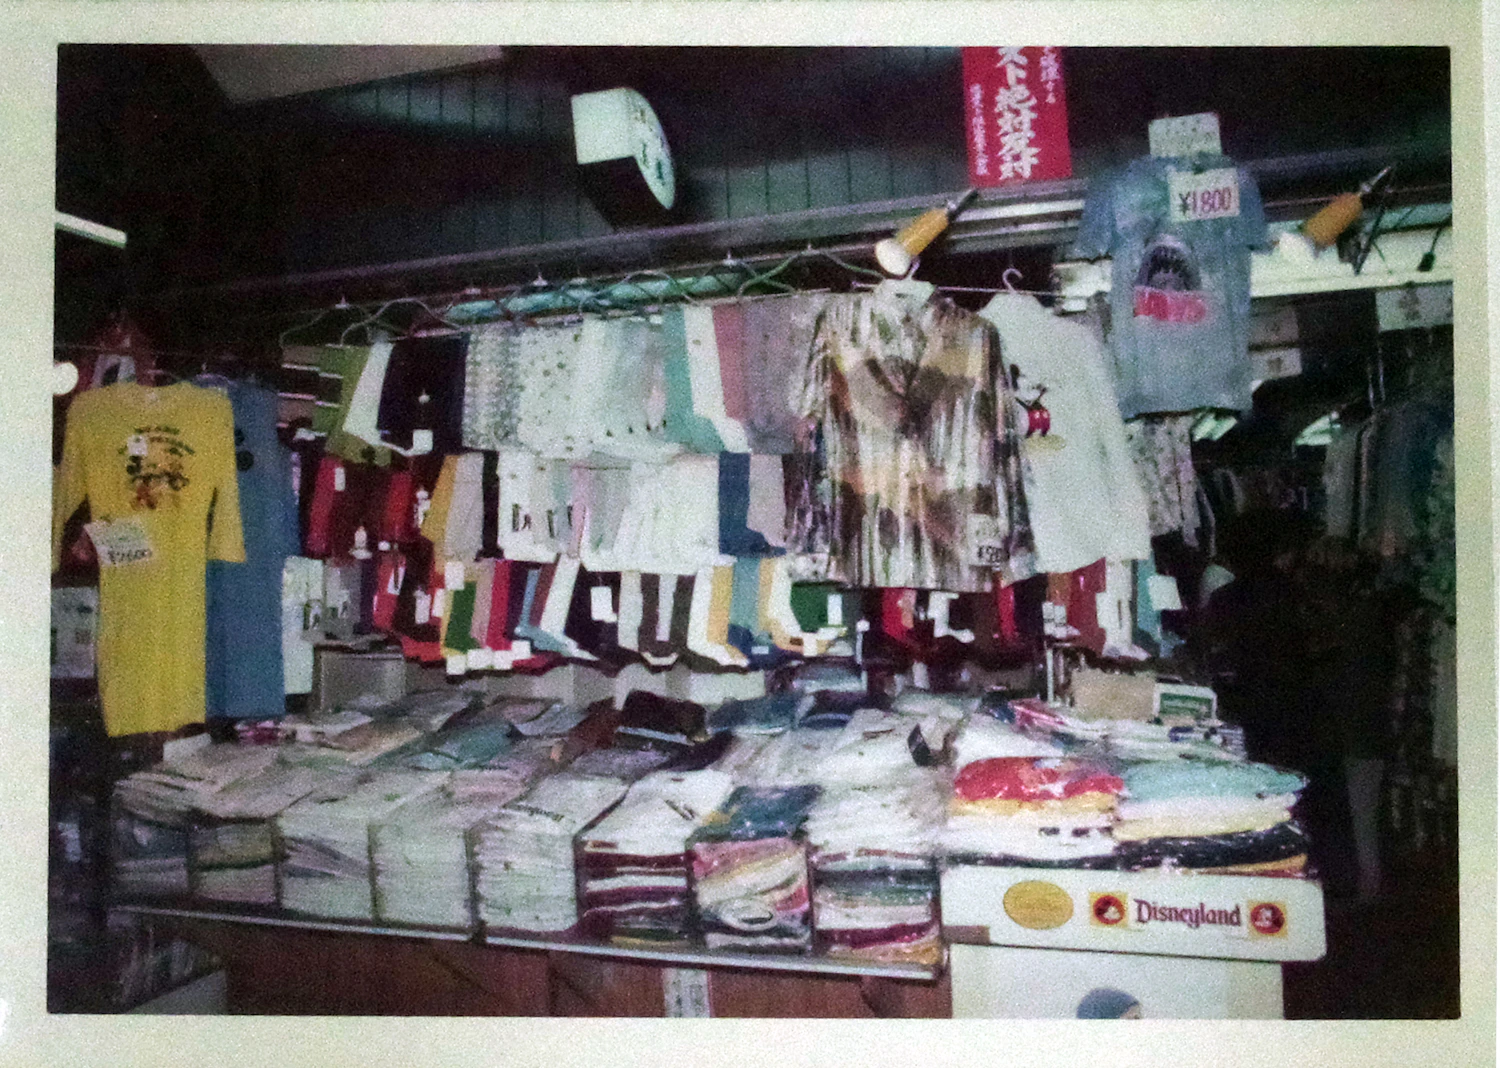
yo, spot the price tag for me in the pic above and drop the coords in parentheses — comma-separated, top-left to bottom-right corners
(826, 593, 843, 628)
(430, 588, 446, 619)
(410, 429, 434, 455)
(83, 517, 155, 568)
(968, 514, 1008, 567)
(444, 561, 467, 590)
(1168, 167, 1240, 222)
(663, 967, 711, 1017)
(333, 464, 347, 492)
(126, 434, 149, 457)
(414, 591, 432, 625)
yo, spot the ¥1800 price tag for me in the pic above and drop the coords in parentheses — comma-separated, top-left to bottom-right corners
(1168, 167, 1240, 222)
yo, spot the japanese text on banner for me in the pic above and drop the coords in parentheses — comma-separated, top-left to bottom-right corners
(963, 46, 1072, 188)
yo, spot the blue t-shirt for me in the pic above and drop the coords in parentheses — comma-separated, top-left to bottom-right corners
(205, 381, 300, 718)
(1073, 154, 1270, 417)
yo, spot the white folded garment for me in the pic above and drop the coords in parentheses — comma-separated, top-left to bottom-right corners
(952, 715, 1067, 767)
(278, 771, 447, 920)
(473, 773, 628, 932)
(579, 769, 735, 855)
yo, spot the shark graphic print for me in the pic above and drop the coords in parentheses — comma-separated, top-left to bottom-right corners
(1132, 234, 1210, 324)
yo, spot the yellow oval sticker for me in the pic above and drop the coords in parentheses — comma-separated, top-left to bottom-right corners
(1003, 880, 1074, 930)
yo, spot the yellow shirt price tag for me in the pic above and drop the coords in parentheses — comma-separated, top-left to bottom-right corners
(84, 517, 155, 568)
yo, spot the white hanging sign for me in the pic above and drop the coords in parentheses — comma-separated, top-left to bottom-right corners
(1149, 112, 1222, 158)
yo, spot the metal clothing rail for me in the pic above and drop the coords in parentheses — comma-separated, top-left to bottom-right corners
(148, 143, 1451, 315)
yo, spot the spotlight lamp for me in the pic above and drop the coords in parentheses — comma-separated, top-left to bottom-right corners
(875, 188, 981, 276)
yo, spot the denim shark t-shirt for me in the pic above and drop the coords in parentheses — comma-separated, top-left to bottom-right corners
(1073, 154, 1270, 418)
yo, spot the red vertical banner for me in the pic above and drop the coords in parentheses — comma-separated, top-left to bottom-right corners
(962, 46, 1073, 188)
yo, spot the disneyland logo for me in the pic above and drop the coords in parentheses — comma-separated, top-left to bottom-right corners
(1134, 899, 1242, 930)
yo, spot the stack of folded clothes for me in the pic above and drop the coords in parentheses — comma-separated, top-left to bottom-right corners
(277, 770, 446, 920)
(1112, 760, 1312, 874)
(612, 690, 711, 757)
(951, 711, 1067, 765)
(1100, 719, 1242, 763)
(189, 762, 327, 905)
(704, 692, 804, 736)
(688, 785, 822, 952)
(491, 697, 590, 739)
(731, 727, 845, 788)
(804, 769, 947, 966)
(812, 706, 947, 786)
(566, 746, 672, 782)
(371, 772, 536, 931)
(390, 701, 519, 771)
(576, 769, 735, 945)
(111, 742, 281, 898)
(943, 755, 1125, 868)
(110, 780, 195, 899)
(472, 772, 628, 935)
(302, 690, 486, 766)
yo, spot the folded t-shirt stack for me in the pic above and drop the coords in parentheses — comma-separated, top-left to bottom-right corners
(576, 769, 735, 945)
(109, 781, 194, 900)
(277, 770, 446, 920)
(491, 697, 590, 739)
(189, 762, 327, 905)
(804, 769, 947, 967)
(688, 784, 822, 952)
(1099, 719, 1242, 764)
(944, 756, 1125, 867)
(613, 690, 710, 755)
(705, 692, 805, 736)
(472, 772, 628, 935)
(730, 726, 844, 788)
(111, 742, 282, 898)
(371, 772, 535, 931)
(566, 746, 672, 782)
(390, 701, 519, 771)
(1113, 760, 1311, 874)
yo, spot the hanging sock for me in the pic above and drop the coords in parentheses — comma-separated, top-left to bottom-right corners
(468, 558, 496, 647)
(1068, 559, 1108, 656)
(533, 556, 598, 661)
(658, 305, 728, 455)
(617, 571, 644, 655)
(718, 452, 776, 556)
(686, 566, 749, 668)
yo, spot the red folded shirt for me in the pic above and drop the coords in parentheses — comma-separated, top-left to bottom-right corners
(954, 757, 1124, 803)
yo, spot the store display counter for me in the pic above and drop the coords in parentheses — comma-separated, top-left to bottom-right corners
(940, 865, 1325, 1019)
(111, 901, 949, 1017)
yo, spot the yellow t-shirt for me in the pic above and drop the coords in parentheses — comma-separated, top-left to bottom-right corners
(53, 382, 245, 737)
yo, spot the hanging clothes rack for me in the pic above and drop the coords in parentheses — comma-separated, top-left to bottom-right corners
(255, 242, 906, 353)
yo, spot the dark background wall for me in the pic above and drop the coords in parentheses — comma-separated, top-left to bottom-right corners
(55, 45, 1451, 348)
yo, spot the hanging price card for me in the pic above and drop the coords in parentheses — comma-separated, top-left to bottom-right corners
(968, 514, 1009, 567)
(1168, 168, 1241, 223)
(84, 517, 155, 568)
